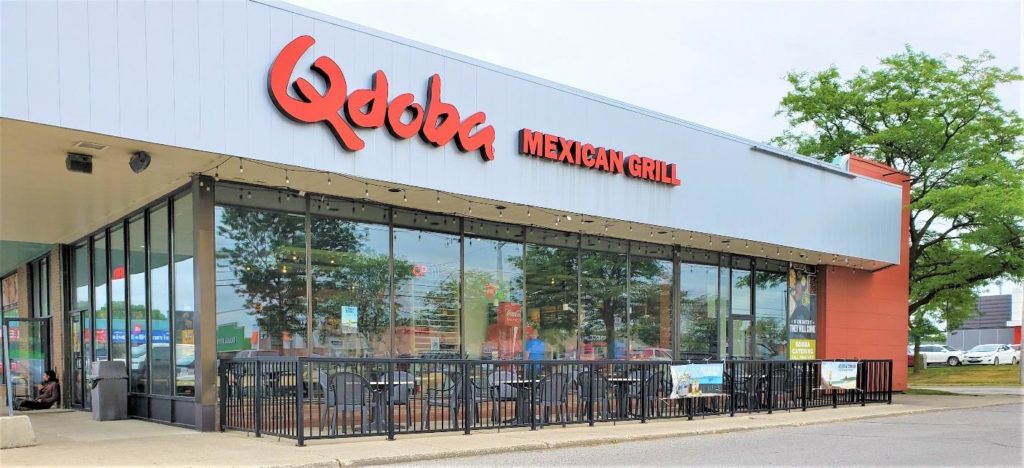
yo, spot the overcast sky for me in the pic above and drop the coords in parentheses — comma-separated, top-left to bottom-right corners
(284, 0, 1021, 144)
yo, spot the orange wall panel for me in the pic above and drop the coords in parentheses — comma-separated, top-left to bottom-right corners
(819, 156, 910, 391)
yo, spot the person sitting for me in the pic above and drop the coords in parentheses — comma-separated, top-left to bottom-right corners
(17, 370, 60, 410)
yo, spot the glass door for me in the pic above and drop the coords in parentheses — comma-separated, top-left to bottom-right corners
(68, 309, 86, 408)
(729, 318, 753, 359)
(2, 317, 50, 409)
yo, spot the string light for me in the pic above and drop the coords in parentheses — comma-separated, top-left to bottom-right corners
(239, 159, 244, 173)
(527, 208, 532, 217)
(327, 174, 332, 185)
(364, 184, 369, 199)
(285, 170, 290, 185)
(214, 166, 219, 180)
(436, 192, 441, 204)
(403, 190, 407, 202)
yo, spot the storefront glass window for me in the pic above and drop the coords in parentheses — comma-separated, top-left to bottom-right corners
(730, 256, 752, 317)
(580, 236, 628, 360)
(463, 221, 524, 360)
(215, 189, 308, 358)
(392, 210, 461, 358)
(109, 227, 127, 364)
(628, 242, 673, 361)
(173, 194, 196, 396)
(149, 204, 172, 395)
(128, 216, 147, 393)
(309, 201, 392, 358)
(31, 257, 50, 318)
(93, 235, 109, 362)
(524, 229, 579, 360)
(755, 259, 788, 360)
(72, 243, 92, 365)
(679, 262, 720, 358)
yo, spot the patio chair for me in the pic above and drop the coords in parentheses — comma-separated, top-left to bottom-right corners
(420, 372, 483, 430)
(388, 370, 416, 430)
(575, 370, 612, 420)
(626, 370, 665, 418)
(768, 366, 794, 410)
(320, 372, 372, 435)
(534, 372, 570, 426)
(487, 371, 519, 424)
(724, 370, 755, 412)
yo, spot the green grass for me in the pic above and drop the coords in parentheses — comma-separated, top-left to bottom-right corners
(907, 364, 1023, 387)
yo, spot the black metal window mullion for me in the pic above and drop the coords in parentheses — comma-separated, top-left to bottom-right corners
(458, 218, 465, 358)
(387, 207, 395, 358)
(168, 197, 177, 392)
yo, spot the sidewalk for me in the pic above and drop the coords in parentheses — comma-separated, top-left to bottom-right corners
(2, 394, 1021, 467)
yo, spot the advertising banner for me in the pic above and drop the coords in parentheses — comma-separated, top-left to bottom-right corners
(789, 339, 816, 360)
(341, 306, 359, 332)
(820, 361, 858, 390)
(669, 363, 724, 398)
(216, 323, 248, 353)
(788, 268, 817, 360)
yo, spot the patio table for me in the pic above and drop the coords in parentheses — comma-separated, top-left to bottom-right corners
(492, 379, 538, 425)
(606, 377, 640, 418)
(367, 380, 414, 432)
(673, 393, 727, 420)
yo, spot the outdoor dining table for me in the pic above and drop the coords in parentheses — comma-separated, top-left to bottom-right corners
(366, 380, 413, 432)
(491, 378, 538, 425)
(606, 377, 640, 418)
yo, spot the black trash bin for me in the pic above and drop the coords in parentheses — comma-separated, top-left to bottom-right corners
(88, 360, 128, 421)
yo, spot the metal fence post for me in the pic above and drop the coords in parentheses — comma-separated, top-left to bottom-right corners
(296, 359, 305, 446)
(254, 360, 263, 438)
(766, 361, 773, 415)
(387, 361, 396, 441)
(588, 362, 595, 427)
(860, 362, 866, 407)
(529, 362, 537, 431)
(729, 361, 736, 417)
(218, 360, 227, 432)
(640, 364, 647, 424)
(886, 360, 893, 404)
(463, 361, 471, 435)
(801, 361, 807, 412)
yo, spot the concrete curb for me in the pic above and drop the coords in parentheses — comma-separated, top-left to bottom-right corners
(278, 400, 1019, 467)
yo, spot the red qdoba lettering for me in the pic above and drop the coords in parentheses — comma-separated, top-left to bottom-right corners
(268, 35, 495, 161)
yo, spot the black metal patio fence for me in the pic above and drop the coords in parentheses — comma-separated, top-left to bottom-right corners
(218, 358, 892, 445)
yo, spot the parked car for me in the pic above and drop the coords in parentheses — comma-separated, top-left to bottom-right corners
(909, 344, 965, 366)
(963, 344, 1019, 365)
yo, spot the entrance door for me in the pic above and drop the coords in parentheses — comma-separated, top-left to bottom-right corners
(68, 309, 87, 409)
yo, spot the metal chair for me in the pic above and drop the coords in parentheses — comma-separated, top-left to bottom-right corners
(420, 372, 483, 430)
(534, 372, 570, 426)
(320, 371, 372, 435)
(576, 370, 612, 420)
(388, 370, 416, 430)
(488, 371, 519, 424)
(627, 370, 665, 418)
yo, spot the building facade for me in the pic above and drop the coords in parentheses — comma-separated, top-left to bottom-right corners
(1, 0, 909, 430)
(946, 290, 1023, 350)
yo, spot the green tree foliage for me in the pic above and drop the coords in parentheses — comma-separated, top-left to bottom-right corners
(774, 47, 1024, 370)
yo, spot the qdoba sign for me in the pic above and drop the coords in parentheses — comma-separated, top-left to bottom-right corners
(267, 36, 679, 187)
(269, 35, 496, 160)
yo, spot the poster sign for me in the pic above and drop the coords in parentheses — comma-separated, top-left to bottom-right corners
(820, 361, 858, 390)
(789, 339, 816, 360)
(669, 363, 723, 398)
(217, 324, 248, 353)
(341, 306, 358, 332)
(788, 268, 817, 360)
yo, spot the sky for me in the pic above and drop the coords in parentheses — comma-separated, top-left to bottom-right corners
(283, 0, 1022, 144)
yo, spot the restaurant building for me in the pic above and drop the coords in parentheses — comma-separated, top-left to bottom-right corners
(0, 0, 908, 430)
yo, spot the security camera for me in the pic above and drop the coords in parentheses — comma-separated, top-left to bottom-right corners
(129, 151, 151, 174)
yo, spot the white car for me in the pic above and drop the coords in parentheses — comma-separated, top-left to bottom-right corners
(963, 344, 1019, 365)
(910, 344, 965, 366)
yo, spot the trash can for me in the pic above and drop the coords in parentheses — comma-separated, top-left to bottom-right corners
(88, 360, 128, 421)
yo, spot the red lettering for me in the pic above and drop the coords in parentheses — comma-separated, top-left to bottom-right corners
(519, 128, 543, 156)
(668, 163, 681, 186)
(642, 157, 656, 181)
(420, 74, 461, 147)
(594, 148, 609, 171)
(344, 70, 388, 128)
(625, 155, 643, 177)
(269, 35, 495, 160)
(581, 143, 595, 168)
(558, 137, 575, 164)
(544, 134, 558, 160)
(384, 93, 424, 139)
(455, 112, 495, 161)
(609, 150, 624, 174)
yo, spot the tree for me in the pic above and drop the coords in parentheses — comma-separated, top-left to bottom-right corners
(773, 47, 1024, 373)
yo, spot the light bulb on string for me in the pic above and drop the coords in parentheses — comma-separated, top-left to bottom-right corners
(364, 184, 369, 199)
(403, 191, 407, 202)
(239, 159, 244, 173)
(285, 170, 290, 185)
(436, 192, 441, 204)
(327, 174, 332, 185)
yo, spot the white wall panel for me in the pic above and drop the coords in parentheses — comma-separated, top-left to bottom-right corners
(1, 0, 904, 264)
